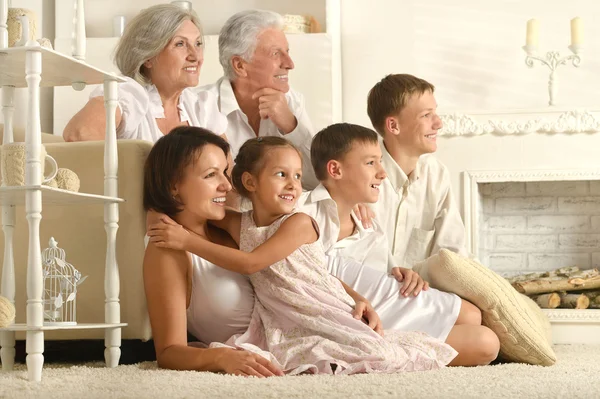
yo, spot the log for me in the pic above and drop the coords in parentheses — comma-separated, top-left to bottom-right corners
(513, 269, 600, 295)
(531, 293, 561, 309)
(557, 292, 590, 309)
(506, 266, 580, 284)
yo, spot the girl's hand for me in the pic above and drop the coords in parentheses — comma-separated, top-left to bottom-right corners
(147, 218, 192, 250)
(216, 348, 284, 378)
(391, 267, 429, 297)
(352, 300, 384, 336)
(353, 203, 375, 229)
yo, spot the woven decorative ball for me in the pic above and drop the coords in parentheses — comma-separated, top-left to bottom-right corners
(44, 177, 59, 188)
(0, 296, 15, 328)
(56, 168, 80, 192)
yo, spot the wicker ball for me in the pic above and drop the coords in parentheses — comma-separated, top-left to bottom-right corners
(0, 296, 15, 328)
(44, 177, 59, 188)
(56, 168, 80, 192)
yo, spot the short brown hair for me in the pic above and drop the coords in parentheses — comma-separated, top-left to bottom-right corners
(143, 126, 230, 218)
(231, 136, 301, 197)
(367, 74, 435, 136)
(311, 123, 379, 181)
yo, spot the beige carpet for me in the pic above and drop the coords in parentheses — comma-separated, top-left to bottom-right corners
(1, 345, 599, 398)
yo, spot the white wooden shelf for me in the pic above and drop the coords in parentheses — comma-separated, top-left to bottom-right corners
(0, 323, 127, 332)
(0, 45, 125, 88)
(1, 0, 124, 382)
(0, 186, 123, 206)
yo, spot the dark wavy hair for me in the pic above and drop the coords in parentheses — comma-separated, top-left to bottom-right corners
(143, 126, 230, 218)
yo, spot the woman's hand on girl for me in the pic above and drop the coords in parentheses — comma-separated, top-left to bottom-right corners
(217, 348, 284, 378)
(147, 218, 192, 250)
(352, 300, 384, 336)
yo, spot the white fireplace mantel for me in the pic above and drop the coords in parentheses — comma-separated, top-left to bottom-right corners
(439, 108, 600, 136)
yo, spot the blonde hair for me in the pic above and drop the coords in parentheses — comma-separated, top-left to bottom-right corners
(367, 74, 435, 136)
(114, 4, 203, 85)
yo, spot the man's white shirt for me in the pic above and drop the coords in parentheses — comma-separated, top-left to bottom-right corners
(370, 142, 468, 269)
(197, 77, 319, 189)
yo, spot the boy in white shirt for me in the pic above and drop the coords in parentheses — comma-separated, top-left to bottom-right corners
(298, 123, 499, 366)
(366, 74, 468, 268)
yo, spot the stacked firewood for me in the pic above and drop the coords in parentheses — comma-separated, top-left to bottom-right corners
(506, 266, 600, 309)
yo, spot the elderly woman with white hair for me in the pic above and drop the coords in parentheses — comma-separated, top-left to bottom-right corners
(198, 9, 318, 189)
(63, 4, 226, 143)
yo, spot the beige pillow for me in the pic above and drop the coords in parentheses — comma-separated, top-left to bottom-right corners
(413, 249, 556, 366)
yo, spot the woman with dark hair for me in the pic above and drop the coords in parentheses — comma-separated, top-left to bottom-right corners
(142, 126, 282, 377)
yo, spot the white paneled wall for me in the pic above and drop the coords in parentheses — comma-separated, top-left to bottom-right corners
(479, 180, 600, 275)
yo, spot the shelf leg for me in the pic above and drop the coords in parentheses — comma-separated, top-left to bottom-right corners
(1, 83, 16, 371)
(24, 45, 44, 382)
(103, 78, 121, 368)
(1, 204, 16, 371)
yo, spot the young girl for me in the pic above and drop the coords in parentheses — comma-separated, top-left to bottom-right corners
(148, 137, 457, 375)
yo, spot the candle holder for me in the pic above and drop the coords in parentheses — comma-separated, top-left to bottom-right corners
(522, 45, 582, 106)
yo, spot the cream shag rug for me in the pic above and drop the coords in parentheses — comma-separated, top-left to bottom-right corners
(1, 345, 599, 399)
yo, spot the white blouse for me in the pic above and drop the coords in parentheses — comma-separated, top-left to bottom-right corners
(90, 77, 228, 143)
(370, 143, 468, 269)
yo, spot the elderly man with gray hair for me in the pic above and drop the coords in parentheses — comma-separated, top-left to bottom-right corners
(198, 10, 318, 189)
(63, 4, 227, 144)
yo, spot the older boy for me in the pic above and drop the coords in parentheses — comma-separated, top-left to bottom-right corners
(366, 74, 468, 269)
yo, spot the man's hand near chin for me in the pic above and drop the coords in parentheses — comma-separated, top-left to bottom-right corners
(252, 88, 297, 134)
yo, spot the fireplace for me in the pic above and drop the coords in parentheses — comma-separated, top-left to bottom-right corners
(462, 169, 600, 344)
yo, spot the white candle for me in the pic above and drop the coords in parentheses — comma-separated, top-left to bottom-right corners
(526, 18, 540, 47)
(570, 17, 583, 46)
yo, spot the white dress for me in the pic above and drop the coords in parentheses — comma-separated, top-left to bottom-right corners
(90, 77, 228, 143)
(209, 211, 457, 375)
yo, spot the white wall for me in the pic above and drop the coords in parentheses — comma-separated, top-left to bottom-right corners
(54, 0, 326, 38)
(341, 0, 600, 119)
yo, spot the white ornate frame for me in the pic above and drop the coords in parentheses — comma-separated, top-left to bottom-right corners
(463, 168, 600, 344)
(440, 108, 600, 136)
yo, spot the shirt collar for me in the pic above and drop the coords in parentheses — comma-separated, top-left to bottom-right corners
(217, 77, 242, 116)
(305, 183, 336, 205)
(380, 141, 421, 193)
(146, 84, 190, 123)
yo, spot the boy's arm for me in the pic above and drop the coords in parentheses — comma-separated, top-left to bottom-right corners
(149, 213, 318, 275)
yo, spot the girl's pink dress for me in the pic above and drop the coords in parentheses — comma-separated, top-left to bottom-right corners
(210, 211, 457, 374)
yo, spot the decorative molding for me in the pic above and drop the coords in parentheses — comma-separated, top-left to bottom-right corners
(440, 110, 600, 136)
(464, 169, 600, 183)
(543, 309, 600, 323)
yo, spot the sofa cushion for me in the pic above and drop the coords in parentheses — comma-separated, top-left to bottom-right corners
(413, 249, 556, 366)
(0, 124, 64, 143)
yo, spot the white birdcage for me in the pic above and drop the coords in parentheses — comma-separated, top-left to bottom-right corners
(42, 237, 87, 325)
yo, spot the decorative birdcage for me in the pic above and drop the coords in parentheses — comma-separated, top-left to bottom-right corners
(42, 237, 87, 325)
